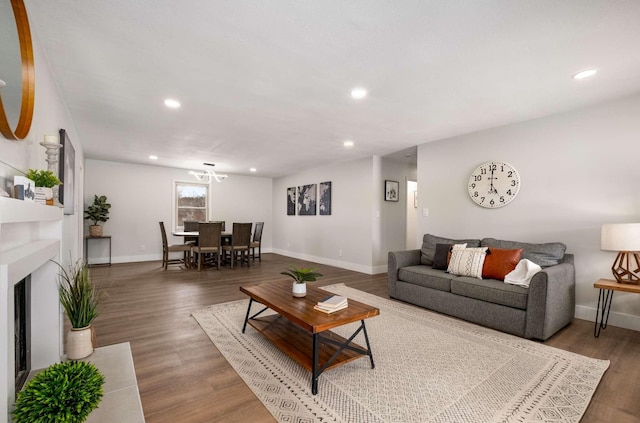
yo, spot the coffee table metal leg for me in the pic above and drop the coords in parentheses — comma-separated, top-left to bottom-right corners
(312, 333, 319, 395)
(242, 299, 254, 334)
(594, 289, 614, 338)
(361, 320, 375, 369)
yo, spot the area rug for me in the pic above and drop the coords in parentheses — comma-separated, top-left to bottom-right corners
(191, 284, 609, 423)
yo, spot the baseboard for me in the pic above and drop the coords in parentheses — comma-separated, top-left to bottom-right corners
(575, 305, 640, 332)
(271, 249, 387, 275)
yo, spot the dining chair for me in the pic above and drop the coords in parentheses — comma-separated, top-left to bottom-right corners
(159, 221, 191, 270)
(222, 223, 252, 268)
(209, 221, 225, 232)
(191, 222, 223, 271)
(250, 222, 264, 262)
(183, 221, 199, 246)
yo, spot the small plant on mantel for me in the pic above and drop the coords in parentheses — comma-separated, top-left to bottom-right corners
(281, 265, 323, 298)
(84, 194, 111, 237)
(26, 169, 62, 188)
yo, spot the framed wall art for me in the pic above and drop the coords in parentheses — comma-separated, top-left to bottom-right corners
(319, 181, 331, 215)
(59, 128, 75, 215)
(297, 184, 316, 215)
(385, 180, 399, 202)
(287, 187, 296, 215)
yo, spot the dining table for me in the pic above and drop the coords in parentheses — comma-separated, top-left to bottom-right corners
(171, 231, 233, 244)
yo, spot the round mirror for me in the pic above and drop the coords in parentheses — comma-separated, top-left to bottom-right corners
(0, 0, 35, 140)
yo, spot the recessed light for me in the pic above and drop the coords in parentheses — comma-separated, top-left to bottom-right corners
(164, 98, 181, 108)
(149, 155, 158, 160)
(343, 140, 354, 148)
(350, 87, 367, 99)
(249, 168, 257, 172)
(572, 69, 597, 80)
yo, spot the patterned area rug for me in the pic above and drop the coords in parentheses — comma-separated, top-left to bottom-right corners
(191, 284, 608, 423)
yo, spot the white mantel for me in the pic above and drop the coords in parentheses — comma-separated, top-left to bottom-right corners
(0, 197, 63, 421)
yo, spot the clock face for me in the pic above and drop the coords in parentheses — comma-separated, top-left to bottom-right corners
(468, 161, 520, 208)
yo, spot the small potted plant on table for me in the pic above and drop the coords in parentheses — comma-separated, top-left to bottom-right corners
(281, 265, 323, 297)
(84, 194, 111, 237)
(26, 169, 61, 205)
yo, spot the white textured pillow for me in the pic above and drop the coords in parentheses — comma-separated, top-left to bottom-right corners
(447, 247, 488, 279)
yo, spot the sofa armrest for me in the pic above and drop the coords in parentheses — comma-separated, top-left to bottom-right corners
(388, 250, 421, 298)
(525, 262, 575, 340)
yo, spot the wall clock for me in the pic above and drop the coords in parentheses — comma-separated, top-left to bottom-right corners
(467, 161, 520, 208)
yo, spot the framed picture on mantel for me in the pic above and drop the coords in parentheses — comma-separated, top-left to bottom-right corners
(59, 128, 75, 215)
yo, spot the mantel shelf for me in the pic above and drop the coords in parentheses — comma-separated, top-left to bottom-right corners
(0, 196, 63, 224)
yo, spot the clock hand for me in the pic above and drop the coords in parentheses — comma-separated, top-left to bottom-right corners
(488, 168, 498, 194)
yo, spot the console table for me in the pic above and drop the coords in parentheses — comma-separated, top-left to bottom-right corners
(84, 235, 112, 267)
(593, 278, 640, 337)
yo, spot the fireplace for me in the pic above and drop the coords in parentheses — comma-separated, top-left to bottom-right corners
(14, 276, 31, 394)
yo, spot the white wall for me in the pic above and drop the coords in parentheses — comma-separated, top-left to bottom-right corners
(272, 156, 416, 274)
(84, 160, 272, 264)
(417, 93, 640, 330)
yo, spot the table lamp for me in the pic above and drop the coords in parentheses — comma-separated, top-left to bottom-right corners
(601, 223, 640, 284)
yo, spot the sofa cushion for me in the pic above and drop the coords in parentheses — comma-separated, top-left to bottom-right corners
(421, 234, 481, 265)
(482, 248, 523, 280)
(481, 238, 566, 267)
(447, 247, 488, 279)
(397, 266, 453, 292)
(451, 276, 529, 310)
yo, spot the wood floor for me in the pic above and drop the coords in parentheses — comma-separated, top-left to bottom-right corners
(89, 254, 640, 423)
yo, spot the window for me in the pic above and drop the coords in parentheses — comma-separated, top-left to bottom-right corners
(175, 182, 208, 229)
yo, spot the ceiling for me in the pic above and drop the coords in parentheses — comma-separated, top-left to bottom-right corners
(25, 0, 640, 178)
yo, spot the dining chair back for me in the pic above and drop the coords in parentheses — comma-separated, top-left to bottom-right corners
(183, 221, 199, 245)
(191, 222, 223, 271)
(159, 221, 191, 270)
(251, 222, 264, 262)
(222, 222, 252, 268)
(209, 221, 226, 232)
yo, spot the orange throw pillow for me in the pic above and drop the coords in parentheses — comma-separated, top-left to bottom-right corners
(482, 248, 523, 280)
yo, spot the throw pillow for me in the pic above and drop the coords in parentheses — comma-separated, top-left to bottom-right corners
(482, 248, 523, 280)
(447, 247, 488, 279)
(432, 243, 467, 270)
(480, 238, 566, 267)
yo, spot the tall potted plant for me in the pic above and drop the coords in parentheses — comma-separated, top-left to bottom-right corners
(281, 265, 323, 298)
(57, 260, 102, 359)
(84, 194, 111, 237)
(26, 168, 61, 206)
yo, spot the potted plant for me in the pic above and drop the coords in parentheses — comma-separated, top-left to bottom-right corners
(84, 194, 111, 237)
(281, 265, 323, 298)
(12, 360, 105, 423)
(57, 260, 102, 359)
(26, 168, 61, 206)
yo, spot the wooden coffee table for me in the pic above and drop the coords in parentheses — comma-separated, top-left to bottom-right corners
(240, 281, 379, 395)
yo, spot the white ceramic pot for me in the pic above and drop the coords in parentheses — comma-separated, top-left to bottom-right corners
(66, 326, 94, 359)
(292, 282, 307, 298)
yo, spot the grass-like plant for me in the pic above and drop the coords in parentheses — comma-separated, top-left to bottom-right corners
(280, 265, 323, 284)
(57, 260, 102, 329)
(12, 360, 105, 423)
(26, 169, 62, 188)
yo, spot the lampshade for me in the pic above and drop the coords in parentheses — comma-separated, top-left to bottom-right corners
(601, 223, 640, 251)
(601, 223, 640, 284)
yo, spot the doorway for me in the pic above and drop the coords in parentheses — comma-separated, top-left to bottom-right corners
(406, 180, 418, 249)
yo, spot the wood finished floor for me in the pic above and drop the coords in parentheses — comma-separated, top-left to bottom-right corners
(90, 254, 640, 423)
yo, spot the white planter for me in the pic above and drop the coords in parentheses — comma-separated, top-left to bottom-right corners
(66, 326, 94, 359)
(34, 187, 53, 205)
(292, 282, 307, 298)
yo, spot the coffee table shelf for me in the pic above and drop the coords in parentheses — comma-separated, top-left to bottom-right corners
(247, 314, 366, 372)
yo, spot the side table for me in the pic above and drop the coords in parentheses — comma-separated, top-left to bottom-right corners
(593, 278, 640, 337)
(85, 235, 112, 267)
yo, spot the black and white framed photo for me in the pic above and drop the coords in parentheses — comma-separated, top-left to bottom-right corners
(297, 184, 316, 215)
(287, 187, 296, 215)
(319, 181, 331, 215)
(385, 180, 399, 202)
(59, 128, 75, 215)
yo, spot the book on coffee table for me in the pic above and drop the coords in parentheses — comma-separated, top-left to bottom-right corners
(317, 295, 348, 309)
(314, 303, 348, 314)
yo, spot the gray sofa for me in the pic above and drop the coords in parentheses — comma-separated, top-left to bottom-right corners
(388, 234, 575, 340)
